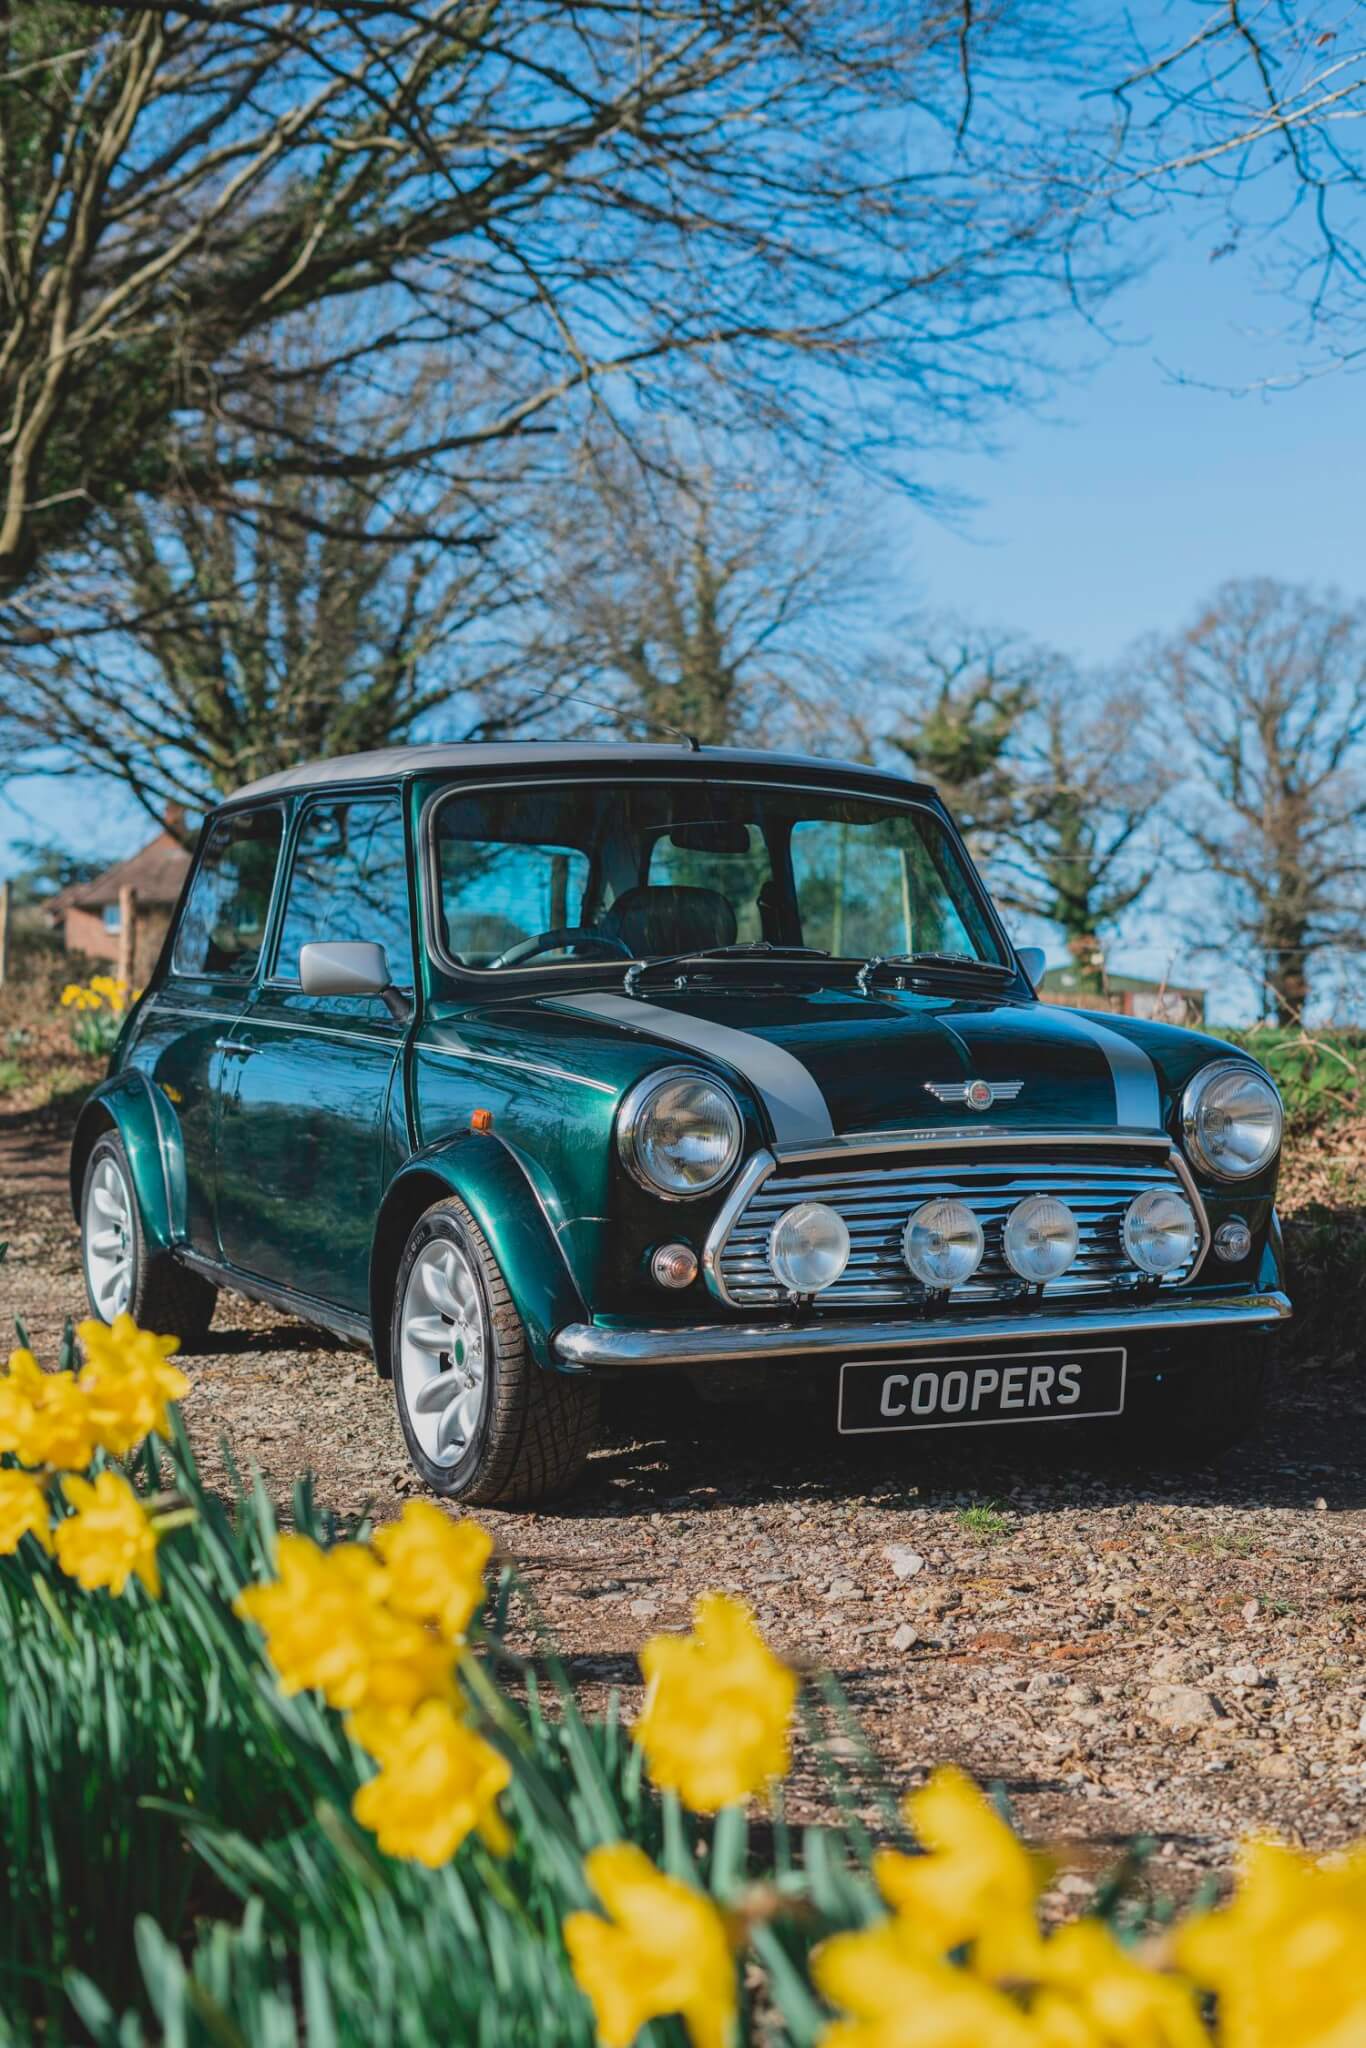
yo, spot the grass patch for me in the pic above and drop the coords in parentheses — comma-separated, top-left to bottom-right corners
(956, 1501, 1010, 1542)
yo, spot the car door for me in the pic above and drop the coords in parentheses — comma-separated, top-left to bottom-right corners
(214, 791, 414, 1312)
(140, 806, 286, 1253)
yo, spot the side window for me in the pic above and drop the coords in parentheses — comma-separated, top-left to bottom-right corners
(273, 798, 413, 988)
(173, 808, 283, 979)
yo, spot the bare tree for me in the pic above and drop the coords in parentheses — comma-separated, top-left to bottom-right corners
(1148, 578, 1366, 1021)
(519, 438, 872, 750)
(989, 682, 1169, 989)
(1, 370, 534, 827)
(0, 0, 1129, 629)
(1109, 3, 1366, 376)
(884, 628, 1039, 850)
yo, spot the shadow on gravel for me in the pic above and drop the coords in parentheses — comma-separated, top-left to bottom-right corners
(200, 1320, 352, 1358)
(576, 1365, 1366, 1521)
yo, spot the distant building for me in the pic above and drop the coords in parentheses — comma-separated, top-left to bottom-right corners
(1039, 966, 1206, 1028)
(44, 826, 191, 983)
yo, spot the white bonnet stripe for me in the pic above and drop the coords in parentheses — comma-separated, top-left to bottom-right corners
(554, 992, 835, 1145)
(1061, 1014, 1163, 1129)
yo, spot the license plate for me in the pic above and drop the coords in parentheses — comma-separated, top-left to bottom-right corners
(837, 1348, 1126, 1435)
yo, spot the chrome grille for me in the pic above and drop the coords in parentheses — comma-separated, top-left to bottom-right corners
(712, 1150, 1202, 1308)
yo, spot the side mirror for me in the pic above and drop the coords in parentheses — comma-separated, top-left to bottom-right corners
(1016, 945, 1046, 989)
(299, 941, 411, 1020)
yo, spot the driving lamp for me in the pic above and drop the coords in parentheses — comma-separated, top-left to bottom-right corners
(1003, 1195, 1079, 1283)
(617, 1068, 743, 1197)
(1182, 1061, 1283, 1180)
(1122, 1187, 1198, 1276)
(768, 1202, 850, 1294)
(902, 1198, 984, 1290)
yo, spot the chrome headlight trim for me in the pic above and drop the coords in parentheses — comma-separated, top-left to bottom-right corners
(1181, 1059, 1284, 1181)
(616, 1065, 745, 1200)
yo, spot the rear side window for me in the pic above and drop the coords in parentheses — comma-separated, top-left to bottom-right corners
(172, 808, 283, 979)
(273, 797, 413, 987)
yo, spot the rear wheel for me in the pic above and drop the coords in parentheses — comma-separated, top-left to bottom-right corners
(391, 1195, 598, 1505)
(80, 1133, 217, 1345)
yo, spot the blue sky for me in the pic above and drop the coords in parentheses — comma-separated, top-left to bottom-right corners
(5, 209, 1361, 1019)
(886, 233, 1366, 661)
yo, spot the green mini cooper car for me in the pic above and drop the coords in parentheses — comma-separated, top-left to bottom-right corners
(72, 743, 1290, 1502)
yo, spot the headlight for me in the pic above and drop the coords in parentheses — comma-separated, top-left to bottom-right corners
(617, 1067, 743, 1197)
(1123, 1188, 1198, 1276)
(902, 1198, 984, 1290)
(1003, 1195, 1079, 1283)
(769, 1202, 850, 1293)
(1182, 1060, 1283, 1180)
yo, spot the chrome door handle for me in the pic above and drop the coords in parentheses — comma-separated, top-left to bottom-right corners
(214, 1038, 255, 1058)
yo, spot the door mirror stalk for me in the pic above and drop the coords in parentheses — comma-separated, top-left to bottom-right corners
(299, 941, 411, 1020)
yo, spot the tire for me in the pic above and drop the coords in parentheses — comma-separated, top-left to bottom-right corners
(1129, 1351, 1270, 1461)
(390, 1195, 599, 1506)
(80, 1133, 218, 1347)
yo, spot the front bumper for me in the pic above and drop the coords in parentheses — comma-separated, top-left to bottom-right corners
(552, 1289, 1292, 1370)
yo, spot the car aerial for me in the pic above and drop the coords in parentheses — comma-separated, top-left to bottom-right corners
(71, 742, 1291, 1503)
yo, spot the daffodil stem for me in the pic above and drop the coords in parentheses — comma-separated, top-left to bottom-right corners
(459, 1649, 535, 1759)
(709, 1804, 748, 1899)
(149, 1507, 198, 1534)
(661, 1789, 693, 1882)
(31, 1570, 77, 1651)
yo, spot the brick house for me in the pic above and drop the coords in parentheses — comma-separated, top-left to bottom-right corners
(1039, 965, 1206, 1027)
(44, 826, 192, 984)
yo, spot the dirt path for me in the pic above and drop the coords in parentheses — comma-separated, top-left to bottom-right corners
(3, 1113, 1363, 1912)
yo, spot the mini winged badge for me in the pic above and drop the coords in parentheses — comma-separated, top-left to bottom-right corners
(924, 1079, 1024, 1111)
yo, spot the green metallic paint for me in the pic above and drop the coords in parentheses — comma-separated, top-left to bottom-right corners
(78, 758, 1290, 1375)
(215, 987, 408, 1312)
(369, 1131, 589, 1373)
(70, 1071, 182, 1255)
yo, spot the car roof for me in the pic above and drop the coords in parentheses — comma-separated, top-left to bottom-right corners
(224, 741, 939, 807)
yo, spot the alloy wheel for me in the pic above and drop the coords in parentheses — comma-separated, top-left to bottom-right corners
(398, 1237, 490, 1467)
(84, 1155, 135, 1320)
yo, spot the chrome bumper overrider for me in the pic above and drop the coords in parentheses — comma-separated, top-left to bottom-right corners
(552, 1291, 1292, 1370)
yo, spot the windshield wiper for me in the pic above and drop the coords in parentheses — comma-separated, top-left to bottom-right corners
(855, 952, 1013, 994)
(624, 943, 830, 994)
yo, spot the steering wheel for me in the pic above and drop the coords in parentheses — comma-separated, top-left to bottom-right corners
(487, 926, 632, 970)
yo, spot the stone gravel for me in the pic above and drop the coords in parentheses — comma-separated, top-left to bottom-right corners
(3, 1110, 1362, 1907)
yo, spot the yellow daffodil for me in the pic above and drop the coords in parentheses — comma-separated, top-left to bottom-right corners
(0, 1348, 98, 1471)
(0, 1468, 53, 1554)
(55, 1469, 160, 1596)
(812, 1914, 1036, 2048)
(236, 1533, 391, 1705)
(1175, 1837, 1366, 2048)
(633, 1591, 797, 1812)
(564, 1842, 737, 2048)
(872, 1765, 1049, 1983)
(373, 1500, 492, 1641)
(351, 1697, 510, 1865)
(78, 1314, 189, 1455)
(1029, 1920, 1211, 2048)
(235, 1533, 454, 1719)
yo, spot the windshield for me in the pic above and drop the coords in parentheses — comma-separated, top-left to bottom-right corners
(429, 779, 1006, 973)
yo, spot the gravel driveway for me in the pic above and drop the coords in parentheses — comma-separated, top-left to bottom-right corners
(4, 1109, 1363, 1911)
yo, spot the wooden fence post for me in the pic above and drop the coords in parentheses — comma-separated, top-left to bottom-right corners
(116, 884, 137, 988)
(0, 879, 10, 987)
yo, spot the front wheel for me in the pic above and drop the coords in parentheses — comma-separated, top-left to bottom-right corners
(390, 1196, 598, 1505)
(80, 1133, 217, 1345)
